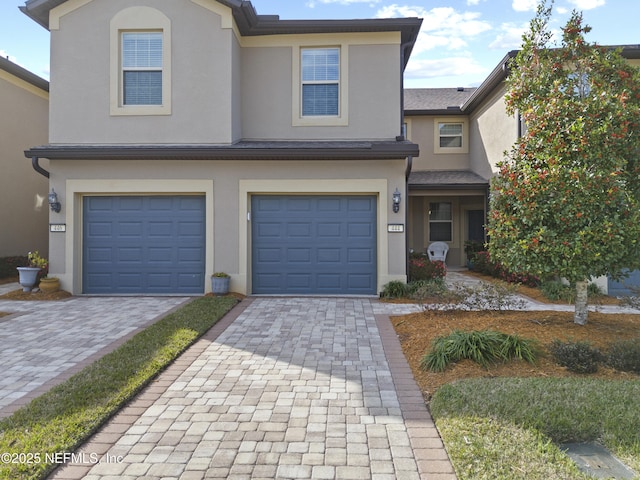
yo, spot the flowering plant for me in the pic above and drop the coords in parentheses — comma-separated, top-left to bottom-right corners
(25, 251, 49, 278)
(408, 254, 446, 281)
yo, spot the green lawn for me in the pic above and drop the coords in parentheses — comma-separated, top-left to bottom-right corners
(431, 377, 640, 479)
(0, 296, 239, 480)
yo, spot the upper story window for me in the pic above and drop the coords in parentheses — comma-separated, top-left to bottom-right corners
(292, 45, 347, 127)
(434, 117, 468, 154)
(110, 7, 171, 116)
(301, 48, 340, 116)
(122, 32, 163, 106)
(439, 123, 463, 148)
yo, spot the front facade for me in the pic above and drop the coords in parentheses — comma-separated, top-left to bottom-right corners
(21, 0, 421, 295)
(0, 56, 49, 258)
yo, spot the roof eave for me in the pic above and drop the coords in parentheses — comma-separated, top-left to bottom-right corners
(24, 141, 419, 161)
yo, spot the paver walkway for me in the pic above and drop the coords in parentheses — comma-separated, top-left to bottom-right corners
(0, 288, 190, 417)
(48, 297, 456, 480)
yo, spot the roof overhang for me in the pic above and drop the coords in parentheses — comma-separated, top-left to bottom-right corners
(20, 0, 422, 67)
(25, 140, 419, 161)
(408, 170, 489, 190)
(0, 55, 49, 91)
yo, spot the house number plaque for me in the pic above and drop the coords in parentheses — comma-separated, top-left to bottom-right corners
(50, 224, 66, 232)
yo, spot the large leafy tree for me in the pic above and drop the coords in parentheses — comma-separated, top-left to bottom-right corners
(488, 1, 640, 324)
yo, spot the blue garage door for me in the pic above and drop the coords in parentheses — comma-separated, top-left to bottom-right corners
(608, 270, 640, 297)
(83, 196, 205, 294)
(252, 195, 377, 295)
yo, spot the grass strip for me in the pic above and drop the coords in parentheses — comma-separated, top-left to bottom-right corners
(0, 295, 239, 480)
(431, 377, 640, 479)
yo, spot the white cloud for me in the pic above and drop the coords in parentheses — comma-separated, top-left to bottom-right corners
(376, 5, 492, 52)
(404, 55, 487, 80)
(567, 0, 605, 9)
(306, 0, 380, 6)
(489, 22, 529, 50)
(512, 0, 538, 12)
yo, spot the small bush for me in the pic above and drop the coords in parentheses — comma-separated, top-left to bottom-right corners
(606, 338, 640, 374)
(420, 329, 538, 372)
(0, 256, 28, 279)
(380, 280, 409, 299)
(471, 251, 539, 287)
(408, 254, 446, 281)
(407, 278, 448, 299)
(540, 279, 604, 303)
(549, 340, 603, 374)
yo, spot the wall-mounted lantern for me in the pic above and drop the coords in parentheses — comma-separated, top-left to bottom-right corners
(48, 189, 61, 213)
(392, 188, 401, 213)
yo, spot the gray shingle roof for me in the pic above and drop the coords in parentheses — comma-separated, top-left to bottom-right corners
(409, 170, 489, 188)
(404, 88, 477, 112)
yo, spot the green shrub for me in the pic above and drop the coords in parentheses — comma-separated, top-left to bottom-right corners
(540, 279, 604, 303)
(0, 256, 28, 279)
(471, 251, 539, 287)
(549, 340, 603, 374)
(420, 329, 538, 372)
(380, 280, 409, 299)
(606, 338, 640, 374)
(407, 278, 448, 299)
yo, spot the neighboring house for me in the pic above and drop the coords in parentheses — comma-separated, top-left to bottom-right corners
(20, 0, 421, 295)
(0, 56, 49, 258)
(405, 46, 640, 279)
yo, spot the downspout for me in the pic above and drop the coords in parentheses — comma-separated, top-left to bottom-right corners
(32, 156, 50, 178)
(400, 40, 413, 280)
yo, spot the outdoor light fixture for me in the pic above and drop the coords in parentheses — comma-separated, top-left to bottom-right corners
(392, 188, 401, 213)
(48, 189, 61, 213)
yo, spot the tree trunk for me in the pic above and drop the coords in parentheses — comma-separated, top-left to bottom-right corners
(574, 280, 588, 325)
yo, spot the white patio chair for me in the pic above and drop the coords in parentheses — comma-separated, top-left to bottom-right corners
(426, 242, 449, 262)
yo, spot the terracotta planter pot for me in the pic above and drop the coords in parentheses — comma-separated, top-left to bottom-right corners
(39, 277, 60, 293)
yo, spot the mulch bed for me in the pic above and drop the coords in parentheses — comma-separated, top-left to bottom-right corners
(392, 308, 640, 400)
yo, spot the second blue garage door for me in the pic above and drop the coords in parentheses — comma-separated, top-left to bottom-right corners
(252, 195, 377, 295)
(83, 196, 205, 294)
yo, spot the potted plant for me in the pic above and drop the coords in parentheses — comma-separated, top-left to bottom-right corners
(17, 251, 48, 292)
(211, 272, 230, 295)
(464, 240, 485, 270)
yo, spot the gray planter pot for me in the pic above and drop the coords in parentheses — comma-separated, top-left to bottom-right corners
(17, 267, 41, 292)
(211, 276, 230, 295)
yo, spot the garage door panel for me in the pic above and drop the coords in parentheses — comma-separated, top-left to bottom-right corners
(252, 195, 376, 295)
(83, 196, 205, 294)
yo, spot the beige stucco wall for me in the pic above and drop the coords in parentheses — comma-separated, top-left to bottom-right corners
(49, 0, 236, 144)
(405, 115, 471, 171)
(468, 83, 518, 179)
(49, 0, 403, 144)
(47, 159, 407, 294)
(0, 70, 49, 257)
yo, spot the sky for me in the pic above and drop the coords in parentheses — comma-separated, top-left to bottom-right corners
(0, 0, 636, 88)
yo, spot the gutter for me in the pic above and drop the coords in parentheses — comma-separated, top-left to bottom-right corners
(31, 156, 50, 178)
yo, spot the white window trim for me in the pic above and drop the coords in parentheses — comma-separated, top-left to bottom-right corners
(292, 44, 349, 127)
(434, 117, 468, 154)
(110, 7, 172, 116)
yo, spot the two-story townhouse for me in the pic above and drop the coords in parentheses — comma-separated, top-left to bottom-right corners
(405, 46, 640, 274)
(0, 56, 49, 258)
(21, 0, 421, 295)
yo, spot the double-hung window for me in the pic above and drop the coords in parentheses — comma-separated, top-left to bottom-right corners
(122, 32, 163, 106)
(434, 118, 468, 154)
(301, 48, 340, 116)
(439, 123, 463, 148)
(429, 202, 453, 242)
